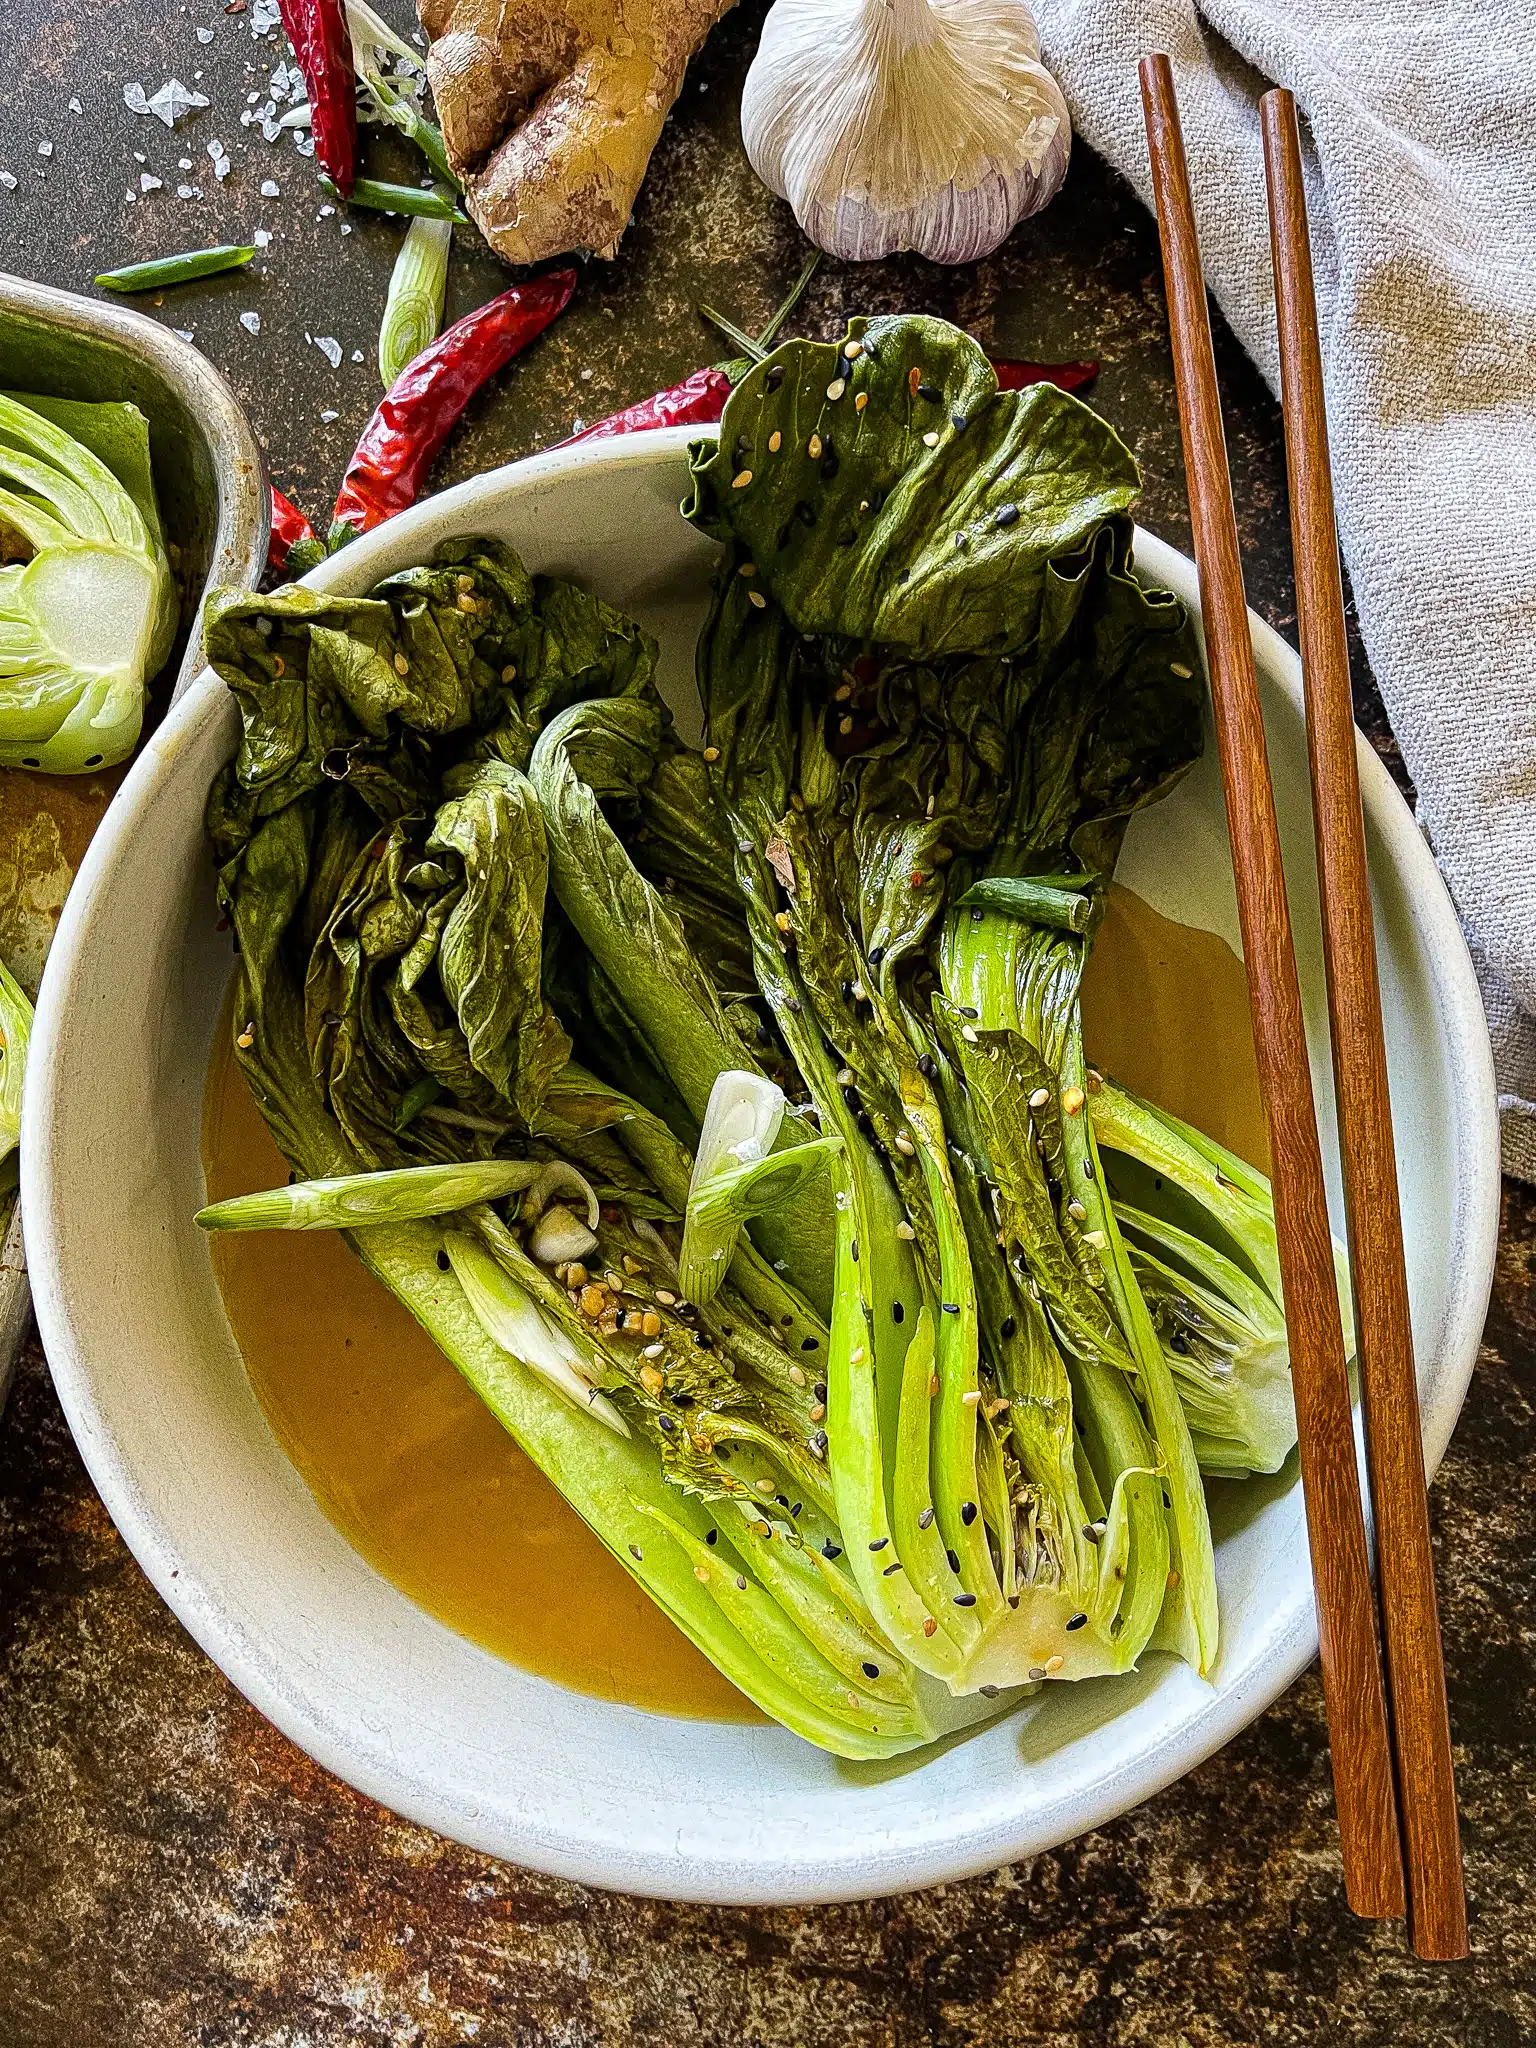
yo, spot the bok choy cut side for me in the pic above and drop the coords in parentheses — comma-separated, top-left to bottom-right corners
(0, 393, 176, 772)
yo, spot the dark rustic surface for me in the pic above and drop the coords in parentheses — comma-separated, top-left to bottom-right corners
(1, 4, 1531, 2043)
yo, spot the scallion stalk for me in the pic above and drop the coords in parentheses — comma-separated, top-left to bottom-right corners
(379, 207, 452, 386)
(195, 1158, 548, 1232)
(95, 245, 256, 293)
(318, 174, 466, 222)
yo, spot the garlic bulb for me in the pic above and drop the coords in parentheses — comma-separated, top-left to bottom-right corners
(740, 0, 1071, 265)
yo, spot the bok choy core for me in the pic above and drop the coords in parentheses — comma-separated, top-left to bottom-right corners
(201, 313, 1336, 1757)
(0, 392, 176, 771)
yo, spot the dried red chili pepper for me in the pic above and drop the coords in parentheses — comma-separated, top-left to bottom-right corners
(331, 269, 577, 544)
(279, 0, 357, 197)
(568, 367, 734, 443)
(268, 484, 317, 573)
(992, 358, 1099, 393)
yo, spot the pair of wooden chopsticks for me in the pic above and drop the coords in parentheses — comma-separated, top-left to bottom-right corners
(1138, 58, 1467, 1960)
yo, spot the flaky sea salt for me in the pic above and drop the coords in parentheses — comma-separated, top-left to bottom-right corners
(313, 335, 342, 368)
(68, 97, 82, 114)
(125, 79, 211, 129)
(260, 178, 280, 197)
(197, 25, 215, 42)
(239, 311, 262, 335)
(320, 409, 338, 422)
(253, 228, 272, 247)
(37, 141, 53, 157)
(140, 172, 163, 193)
(0, 172, 17, 192)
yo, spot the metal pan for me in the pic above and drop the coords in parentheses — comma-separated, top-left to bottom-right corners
(0, 271, 269, 1411)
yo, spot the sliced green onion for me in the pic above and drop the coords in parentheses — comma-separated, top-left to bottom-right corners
(679, 1073, 841, 1307)
(95, 245, 256, 294)
(318, 175, 467, 222)
(0, 958, 33, 1164)
(195, 1158, 547, 1232)
(958, 874, 1095, 933)
(379, 207, 451, 386)
(442, 1231, 629, 1436)
(350, 56, 460, 192)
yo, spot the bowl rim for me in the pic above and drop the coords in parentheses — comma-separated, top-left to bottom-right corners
(20, 429, 1502, 1901)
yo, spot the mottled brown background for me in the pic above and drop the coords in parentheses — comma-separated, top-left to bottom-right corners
(1, 4, 1532, 2043)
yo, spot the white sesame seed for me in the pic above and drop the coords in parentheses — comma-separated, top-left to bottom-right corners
(826, 378, 846, 401)
(922, 430, 939, 447)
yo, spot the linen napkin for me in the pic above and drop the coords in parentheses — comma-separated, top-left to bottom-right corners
(1037, 0, 1536, 1178)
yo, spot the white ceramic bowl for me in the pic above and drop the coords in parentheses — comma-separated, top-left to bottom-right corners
(22, 433, 1500, 1904)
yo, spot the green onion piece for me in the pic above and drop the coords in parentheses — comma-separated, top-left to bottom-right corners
(379, 208, 452, 386)
(350, 60, 461, 192)
(94, 245, 256, 294)
(679, 1072, 841, 1308)
(958, 874, 1095, 933)
(0, 958, 33, 1164)
(195, 1158, 547, 1232)
(318, 175, 467, 222)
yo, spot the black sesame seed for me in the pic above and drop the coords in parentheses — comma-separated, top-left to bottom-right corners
(1082, 1524, 1100, 1545)
(810, 1429, 829, 1457)
(942, 1302, 960, 1315)
(869, 1537, 888, 1552)
(1083, 1155, 1095, 1180)
(840, 978, 854, 1002)
(1000, 1314, 1017, 1340)
(736, 1574, 748, 1590)
(671, 1391, 695, 1408)
(801, 1336, 819, 1352)
(1066, 1612, 1089, 1631)
(1170, 1331, 1190, 1354)
(979, 1683, 999, 1697)
(657, 1415, 675, 1433)
(896, 568, 909, 584)
(435, 1249, 450, 1272)
(893, 1302, 905, 1324)
(822, 1540, 842, 1560)
(946, 1548, 960, 1572)
(883, 1561, 903, 1576)
(776, 1494, 790, 1510)
(851, 1238, 859, 1261)
(842, 1083, 862, 1111)
(696, 1333, 714, 1350)
(951, 412, 968, 432)
(994, 504, 1020, 528)
(862, 1661, 881, 1679)
(960, 1501, 978, 1526)
(813, 1381, 828, 1402)
(917, 1054, 937, 1080)
(954, 1592, 977, 1607)
(916, 381, 942, 401)
(960, 1005, 979, 1019)
(21, 759, 39, 768)
(765, 363, 784, 391)
(868, 946, 885, 966)
(706, 1528, 718, 1545)
(791, 1502, 802, 1518)
(918, 1506, 935, 1529)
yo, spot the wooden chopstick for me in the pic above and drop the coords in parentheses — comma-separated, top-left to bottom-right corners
(1260, 87, 1468, 1961)
(1138, 54, 1406, 1921)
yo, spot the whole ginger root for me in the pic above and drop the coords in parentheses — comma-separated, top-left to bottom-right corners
(419, 0, 736, 265)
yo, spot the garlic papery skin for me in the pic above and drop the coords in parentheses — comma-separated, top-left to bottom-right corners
(741, 0, 1071, 265)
